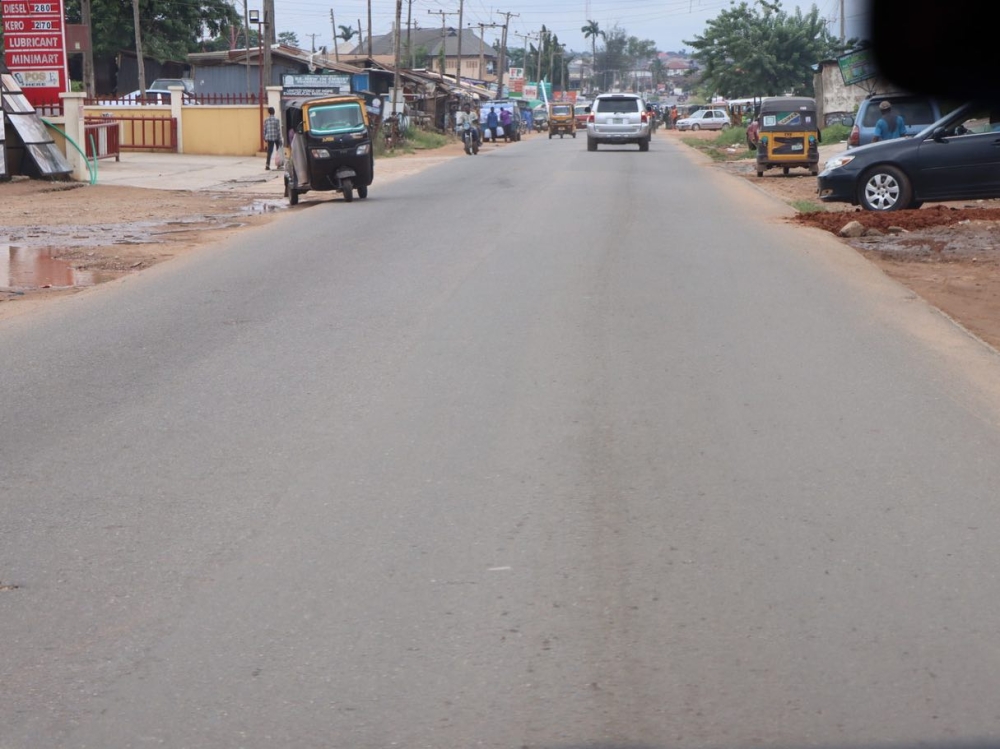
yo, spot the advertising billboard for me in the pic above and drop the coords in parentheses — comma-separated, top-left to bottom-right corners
(2, 0, 70, 107)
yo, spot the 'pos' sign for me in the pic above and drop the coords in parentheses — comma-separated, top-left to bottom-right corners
(2, 0, 69, 106)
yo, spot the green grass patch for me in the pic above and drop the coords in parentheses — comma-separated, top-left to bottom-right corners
(681, 125, 755, 161)
(789, 199, 825, 213)
(375, 127, 451, 158)
(821, 123, 852, 143)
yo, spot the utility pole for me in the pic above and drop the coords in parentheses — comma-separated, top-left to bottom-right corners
(406, 0, 413, 67)
(357, 18, 363, 55)
(513, 31, 537, 82)
(539, 29, 546, 83)
(367, 0, 373, 56)
(80, 0, 95, 97)
(494, 11, 518, 99)
(307, 33, 319, 52)
(427, 10, 457, 78)
(473, 22, 499, 83)
(330, 9, 340, 62)
(455, 0, 465, 91)
(262, 0, 274, 96)
(840, 0, 845, 41)
(244, 1, 251, 94)
(392, 0, 403, 114)
(131, 0, 146, 96)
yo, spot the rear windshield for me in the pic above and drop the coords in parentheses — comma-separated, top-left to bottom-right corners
(308, 103, 365, 134)
(596, 98, 640, 114)
(551, 105, 572, 115)
(862, 98, 936, 127)
(761, 111, 814, 127)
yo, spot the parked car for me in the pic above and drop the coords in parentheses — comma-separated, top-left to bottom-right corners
(149, 78, 195, 93)
(575, 102, 592, 130)
(96, 89, 201, 106)
(676, 108, 731, 131)
(847, 93, 948, 148)
(818, 101, 1000, 211)
(586, 93, 651, 152)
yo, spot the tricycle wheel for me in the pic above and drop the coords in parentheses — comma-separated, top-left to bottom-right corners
(572, 131, 577, 138)
(357, 184, 368, 199)
(342, 179, 354, 203)
(548, 132, 553, 139)
(756, 170, 764, 178)
(289, 188, 299, 206)
(783, 167, 790, 176)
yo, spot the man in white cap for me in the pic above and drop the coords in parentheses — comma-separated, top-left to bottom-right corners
(872, 99, 906, 142)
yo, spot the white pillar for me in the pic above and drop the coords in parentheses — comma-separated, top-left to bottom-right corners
(168, 85, 185, 153)
(58, 91, 89, 182)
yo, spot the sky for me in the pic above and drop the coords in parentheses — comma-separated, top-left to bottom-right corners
(267, 0, 871, 58)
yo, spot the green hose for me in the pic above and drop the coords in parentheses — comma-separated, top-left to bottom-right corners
(40, 117, 98, 185)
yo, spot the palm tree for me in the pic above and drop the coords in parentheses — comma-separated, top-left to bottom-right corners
(338, 24, 357, 47)
(581, 20, 603, 91)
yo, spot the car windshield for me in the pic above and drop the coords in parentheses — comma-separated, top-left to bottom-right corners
(308, 103, 365, 134)
(552, 105, 571, 115)
(596, 98, 639, 113)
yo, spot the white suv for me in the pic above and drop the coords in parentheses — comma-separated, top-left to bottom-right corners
(586, 93, 652, 152)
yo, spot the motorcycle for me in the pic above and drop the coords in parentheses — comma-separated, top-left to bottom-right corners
(462, 121, 480, 155)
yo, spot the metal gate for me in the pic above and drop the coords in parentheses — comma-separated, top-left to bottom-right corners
(98, 115, 178, 152)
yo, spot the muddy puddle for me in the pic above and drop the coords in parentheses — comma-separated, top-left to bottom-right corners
(2, 245, 119, 291)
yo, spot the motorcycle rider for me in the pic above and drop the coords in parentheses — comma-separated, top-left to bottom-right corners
(456, 102, 481, 147)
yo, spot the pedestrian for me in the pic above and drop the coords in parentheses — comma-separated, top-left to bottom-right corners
(670, 105, 678, 129)
(263, 106, 282, 170)
(485, 106, 499, 143)
(499, 107, 512, 142)
(872, 100, 906, 142)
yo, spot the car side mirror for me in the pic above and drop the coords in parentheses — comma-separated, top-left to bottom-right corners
(296, 123, 305, 134)
(932, 126, 947, 142)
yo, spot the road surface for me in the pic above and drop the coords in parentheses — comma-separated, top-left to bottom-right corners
(4, 134, 1000, 748)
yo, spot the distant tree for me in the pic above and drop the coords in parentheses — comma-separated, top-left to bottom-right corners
(684, 1, 851, 97)
(65, 0, 239, 61)
(338, 25, 357, 44)
(581, 19, 603, 88)
(278, 31, 299, 47)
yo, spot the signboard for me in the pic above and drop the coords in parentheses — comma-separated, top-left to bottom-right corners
(508, 67, 523, 80)
(281, 73, 352, 96)
(2, 0, 70, 106)
(523, 84, 538, 100)
(837, 49, 877, 86)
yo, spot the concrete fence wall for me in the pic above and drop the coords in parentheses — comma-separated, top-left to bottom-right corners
(53, 86, 283, 180)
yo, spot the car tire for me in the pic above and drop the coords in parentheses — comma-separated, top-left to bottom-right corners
(638, 138, 649, 152)
(342, 179, 354, 203)
(572, 131, 576, 138)
(587, 138, 597, 152)
(692, 124, 700, 131)
(358, 184, 368, 199)
(859, 165, 911, 211)
(721, 123, 730, 130)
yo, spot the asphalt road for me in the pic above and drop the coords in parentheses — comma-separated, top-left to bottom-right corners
(4, 133, 1000, 749)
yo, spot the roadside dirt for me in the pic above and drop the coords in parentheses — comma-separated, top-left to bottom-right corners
(665, 128, 1000, 351)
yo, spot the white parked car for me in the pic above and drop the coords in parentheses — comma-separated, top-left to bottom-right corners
(676, 109, 731, 131)
(93, 89, 200, 106)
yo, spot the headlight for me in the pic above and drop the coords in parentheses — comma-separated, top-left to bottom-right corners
(356, 143, 370, 156)
(310, 148, 330, 159)
(824, 154, 855, 171)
